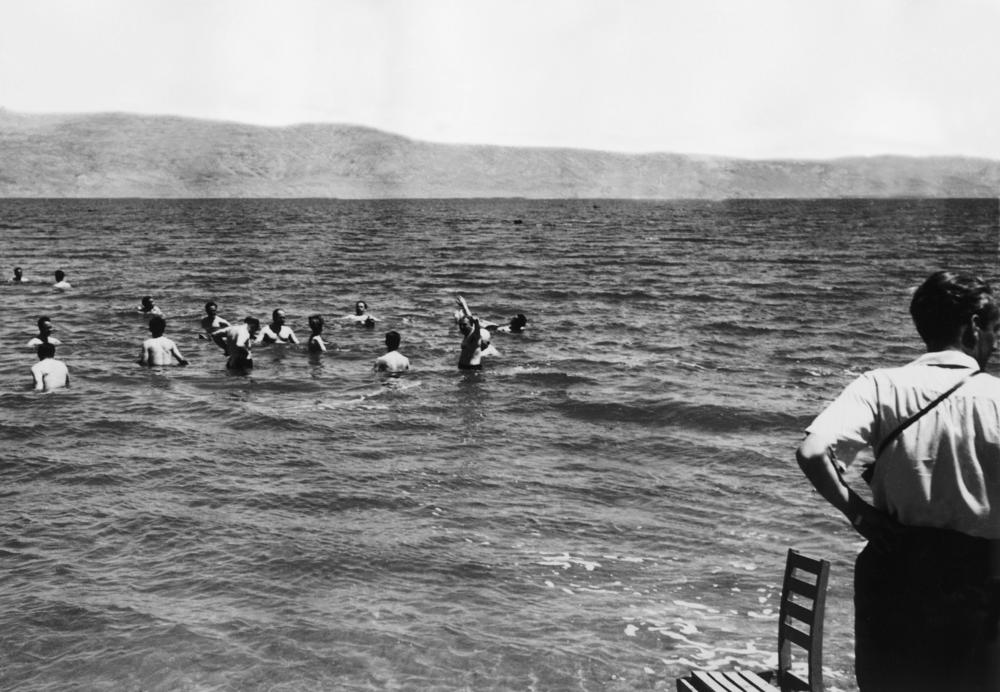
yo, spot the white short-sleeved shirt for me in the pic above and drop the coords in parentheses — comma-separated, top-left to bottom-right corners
(806, 350, 1000, 538)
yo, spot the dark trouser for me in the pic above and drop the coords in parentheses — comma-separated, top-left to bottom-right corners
(855, 528, 1000, 692)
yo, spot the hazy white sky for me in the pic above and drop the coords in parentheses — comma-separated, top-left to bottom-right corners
(1, 0, 998, 159)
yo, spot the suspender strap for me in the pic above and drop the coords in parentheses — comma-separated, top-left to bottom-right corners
(862, 369, 983, 484)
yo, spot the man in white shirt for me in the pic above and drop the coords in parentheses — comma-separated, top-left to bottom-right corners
(797, 270, 1000, 692)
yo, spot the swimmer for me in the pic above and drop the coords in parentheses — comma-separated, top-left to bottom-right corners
(12, 267, 23, 282)
(138, 315, 188, 366)
(307, 314, 327, 352)
(31, 342, 69, 391)
(457, 316, 498, 369)
(53, 269, 71, 290)
(258, 308, 300, 345)
(139, 295, 165, 319)
(27, 316, 62, 348)
(343, 300, 377, 328)
(454, 296, 499, 365)
(374, 330, 410, 373)
(199, 301, 231, 352)
(212, 317, 261, 370)
(494, 313, 528, 334)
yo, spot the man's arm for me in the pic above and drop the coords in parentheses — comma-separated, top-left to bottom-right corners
(797, 432, 903, 550)
(170, 342, 188, 366)
(138, 343, 149, 366)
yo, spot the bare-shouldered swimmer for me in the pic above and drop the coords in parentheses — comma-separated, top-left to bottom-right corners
(374, 330, 410, 373)
(31, 342, 69, 391)
(139, 316, 188, 366)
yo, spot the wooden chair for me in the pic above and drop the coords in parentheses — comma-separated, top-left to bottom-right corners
(676, 549, 831, 692)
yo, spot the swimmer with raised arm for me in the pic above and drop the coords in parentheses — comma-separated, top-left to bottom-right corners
(212, 317, 261, 370)
(454, 296, 499, 369)
(138, 315, 188, 366)
(259, 308, 299, 345)
(27, 316, 62, 348)
(374, 330, 410, 373)
(307, 314, 327, 352)
(31, 342, 69, 391)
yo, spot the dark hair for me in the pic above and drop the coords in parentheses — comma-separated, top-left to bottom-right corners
(911, 271, 999, 349)
(205, 301, 217, 311)
(272, 308, 284, 321)
(149, 315, 166, 336)
(308, 314, 324, 332)
(37, 342, 56, 359)
(54, 270, 65, 281)
(37, 315, 51, 329)
(244, 317, 261, 330)
(385, 330, 401, 350)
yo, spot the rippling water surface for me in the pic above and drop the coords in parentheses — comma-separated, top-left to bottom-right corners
(2, 198, 998, 691)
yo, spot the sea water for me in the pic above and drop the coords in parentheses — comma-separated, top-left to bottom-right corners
(2, 198, 998, 691)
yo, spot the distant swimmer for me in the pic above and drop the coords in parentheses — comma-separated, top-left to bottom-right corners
(138, 315, 188, 367)
(27, 316, 62, 348)
(12, 266, 23, 283)
(200, 301, 231, 352)
(31, 342, 69, 392)
(212, 317, 261, 370)
(53, 269, 71, 290)
(343, 300, 377, 328)
(492, 313, 528, 334)
(259, 308, 300, 345)
(139, 295, 165, 319)
(374, 330, 410, 373)
(307, 314, 328, 353)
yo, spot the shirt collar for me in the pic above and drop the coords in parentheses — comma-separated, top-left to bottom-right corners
(912, 350, 980, 369)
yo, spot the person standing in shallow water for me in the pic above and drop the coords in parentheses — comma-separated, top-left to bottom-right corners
(307, 314, 327, 353)
(374, 330, 410, 373)
(259, 308, 299, 345)
(138, 316, 188, 367)
(53, 269, 71, 289)
(212, 317, 261, 370)
(797, 270, 1000, 692)
(27, 316, 62, 348)
(31, 342, 69, 391)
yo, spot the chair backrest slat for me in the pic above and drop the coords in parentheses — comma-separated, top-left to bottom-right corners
(783, 600, 815, 626)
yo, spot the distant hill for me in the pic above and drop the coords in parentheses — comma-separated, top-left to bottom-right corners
(1, 109, 999, 198)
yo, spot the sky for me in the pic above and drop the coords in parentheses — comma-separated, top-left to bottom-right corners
(1, 0, 999, 160)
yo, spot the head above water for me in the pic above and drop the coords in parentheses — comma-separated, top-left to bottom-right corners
(308, 314, 324, 333)
(510, 314, 528, 331)
(355, 301, 368, 315)
(385, 330, 401, 351)
(14, 267, 22, 279)
(911, 271, 1000, 365)
(149, 315, 166, 336)
(272, 308, 286, 323)
(54, 269, 65, 282)
(36, 315, 53, 333)
(204, 301, 218, 314)
(141, 295, 155, 309)
(244, 316, 261, 334)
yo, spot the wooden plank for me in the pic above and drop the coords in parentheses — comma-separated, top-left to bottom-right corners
(691, 671, 732, 692)
(676, 677, 699, 692)
(733, 671, 780, 691)
(707, 671, 749, 692)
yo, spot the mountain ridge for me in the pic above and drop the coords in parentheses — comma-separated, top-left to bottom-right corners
(2, 109, 998, 198)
